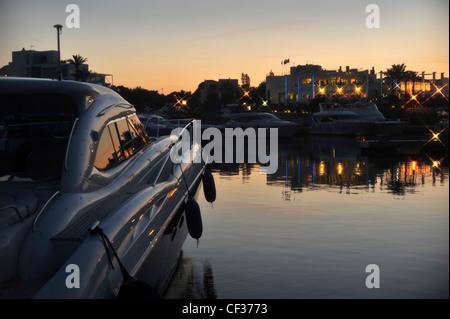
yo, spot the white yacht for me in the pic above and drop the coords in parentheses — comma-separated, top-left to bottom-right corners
(137, 114, 172, 137)
(225, 112, 303, 137)
(345, 101, 407, 136)
(309, 103, 374, 135)
(0, 78, 214, 298)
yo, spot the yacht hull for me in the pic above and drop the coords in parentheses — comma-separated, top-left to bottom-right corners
(309, 122, 374, 136)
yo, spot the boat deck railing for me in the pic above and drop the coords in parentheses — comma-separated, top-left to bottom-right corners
(152, 119, 199, 187)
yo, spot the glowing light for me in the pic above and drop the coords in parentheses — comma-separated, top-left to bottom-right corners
(174, 95, 189, 107)
(168, 188, 178, 198)
(319, 161, 326, 176)
(355, 163, 361, 176)
(355, 87, 361, 92)
(337, 163, 343, 175)
(420, 82, 449, 104)
(431, 82, 448, 101)
(412, 161, 417, 171)
(432, 133, 440, 141)
(261, 99, 268, 107)
(423, 124, 447, 146)
(240, 87, 254, 101)
(433, 160, 440, 168)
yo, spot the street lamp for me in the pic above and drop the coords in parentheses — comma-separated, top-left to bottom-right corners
(53, 24, 63, 80)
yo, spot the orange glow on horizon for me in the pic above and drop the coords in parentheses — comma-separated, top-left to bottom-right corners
(0, 1, 447, 93)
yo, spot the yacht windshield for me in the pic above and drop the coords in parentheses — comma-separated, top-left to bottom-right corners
(0, 94, 78, 181)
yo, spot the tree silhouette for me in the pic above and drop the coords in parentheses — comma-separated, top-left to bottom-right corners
(385, 64, 408, 96)
(406, 70, 420, 95)
(68, 54, 88, 81)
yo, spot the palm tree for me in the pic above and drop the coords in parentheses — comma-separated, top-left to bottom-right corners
(68, 54, 88, 81)
(406, 71, 419, 95)
(385, 64, 408, 97)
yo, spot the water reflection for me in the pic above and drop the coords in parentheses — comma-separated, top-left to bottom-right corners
(211, 136, 448, 199)
(163, 254, 216, 299)
(167, 135, 448, 299)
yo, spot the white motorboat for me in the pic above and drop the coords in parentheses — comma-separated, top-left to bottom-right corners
(165, 118, 224, 132)
(0, 78, 215, 298)
(309, 103, 374, 136)
(137, 114, 172, 137)
(345, 101, 407, 136)
(225, 112, 303, 137)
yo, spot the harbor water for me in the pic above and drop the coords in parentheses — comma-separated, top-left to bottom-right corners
(164, 135, 449, 299)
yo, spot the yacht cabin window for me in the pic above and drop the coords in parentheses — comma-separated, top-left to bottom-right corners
(94, 115, 151, 171)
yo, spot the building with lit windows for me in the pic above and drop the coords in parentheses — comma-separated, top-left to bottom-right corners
(266, 64, 448, 105)
(266, 64, 377, 104)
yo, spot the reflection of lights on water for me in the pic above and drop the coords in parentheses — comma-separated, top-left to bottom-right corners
(280, 156, 444, 189)
(355, 163, 361, 176)
(337, 163, 343, 175)
(319, 162, 326, 176)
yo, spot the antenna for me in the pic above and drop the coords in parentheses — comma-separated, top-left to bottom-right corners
(53, 24, 63, 80)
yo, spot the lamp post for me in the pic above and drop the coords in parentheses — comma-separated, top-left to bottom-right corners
(53, 24, 63, 80)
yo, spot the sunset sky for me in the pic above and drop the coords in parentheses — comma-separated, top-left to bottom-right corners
(0, 0, 448, 93)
